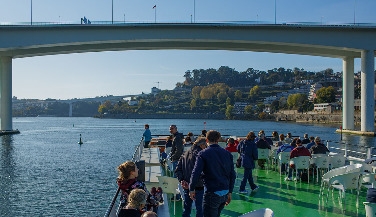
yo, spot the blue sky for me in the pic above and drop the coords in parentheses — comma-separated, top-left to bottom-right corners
(1, 0, 376, 100)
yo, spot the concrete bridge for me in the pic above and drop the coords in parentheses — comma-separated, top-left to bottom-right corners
(0, 23, 375, 133)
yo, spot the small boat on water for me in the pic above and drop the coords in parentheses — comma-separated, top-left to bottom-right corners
(104, 135, 375, 217)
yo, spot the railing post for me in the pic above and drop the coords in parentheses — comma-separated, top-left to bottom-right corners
(367, 147, 372, 159)
(344, 143, 347, 157)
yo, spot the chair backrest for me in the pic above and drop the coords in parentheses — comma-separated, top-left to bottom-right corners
(157, 176, 179, 194)
(329, 171, 361, 190)
(310, 155, 330, 169)
(258, 149, 270, 160)
(364, 202, 376, 217)
(278, 152, 291, 164)
(361, 173, 376, 189)
(238, 208, 274, 217)
(330, 155, 346, 169)
(291, 156, 311, 170)
(231, 152, 239, 164)
(345, 163, 363, 173)
(218, 142, 227, 148)
(322, 165, 348, 182)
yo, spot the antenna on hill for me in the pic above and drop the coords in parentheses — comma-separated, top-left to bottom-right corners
(155, 81, 161, 89)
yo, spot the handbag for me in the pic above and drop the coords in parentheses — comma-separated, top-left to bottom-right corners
(236, 156, 242, 168)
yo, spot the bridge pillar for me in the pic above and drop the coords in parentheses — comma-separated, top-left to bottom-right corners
(69, 102, 73, 117)
(342, 57, 354, 130)
(0, 56, 13, 131)
(360, 50, 375, 132)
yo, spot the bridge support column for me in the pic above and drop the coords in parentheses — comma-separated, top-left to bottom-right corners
(342, 57, 354, 130)
(69, 102, 73, 117)
(0, 56, 13, 131)
(360, 50, 375, 132)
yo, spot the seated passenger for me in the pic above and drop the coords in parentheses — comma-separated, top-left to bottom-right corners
(256, 134, 271, 168)
(301, 133, 310, 144)
(309, 137, 330, 154)
(305, 136, 315, 149)
(275, 134, 285, 147)
(285, 139, 311, 181)
(225, 138, 238, 152)
(117, 188, 147, 217)
(117, 161, 158, 213)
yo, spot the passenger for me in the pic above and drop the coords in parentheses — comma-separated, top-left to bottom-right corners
(264, 134, 273, 146)
(275, 134, 285, 147)
(169, 125, 184, 177)
(309, 137, 330, 154)
(116, 161, 158, 213)
(175, 137, 207, 217)
(284, 132, 293, 144)
(290, 138, 298, 148)
(201, 130, 207, 137)
(301, 133, 310, 144)
(237, 131, 259, 194)
(117, 188, 147, 217)
(285, 139, 311, 181)
(142, 211, 158, 217)
(160, 135, 173, 163)
(184, 136, 193, 147)
(271, 131, 279, 141)
(276, 140, 294, 174)
(143, 124, 152, 148)
(254, 130, 265, 143)
(189, 130, 236, 217)
(187, 132, 195, 143)
(256, 134, 271, 169)
(225, 138, 238, 153)
(305, 136, 315, 149)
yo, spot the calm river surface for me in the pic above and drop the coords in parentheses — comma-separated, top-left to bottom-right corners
(0, 117, 375, 216)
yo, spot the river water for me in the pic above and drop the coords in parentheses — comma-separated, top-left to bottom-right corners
(0, 117, 375, 216)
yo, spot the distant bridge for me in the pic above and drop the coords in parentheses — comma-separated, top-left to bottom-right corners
(0, 22, 375, 133)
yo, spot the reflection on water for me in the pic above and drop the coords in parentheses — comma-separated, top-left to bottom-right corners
(0, 135, 15, 216)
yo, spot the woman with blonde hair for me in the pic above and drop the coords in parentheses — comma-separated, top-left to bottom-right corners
(116, 161, 158, 213)
(118, 189, 148, 217)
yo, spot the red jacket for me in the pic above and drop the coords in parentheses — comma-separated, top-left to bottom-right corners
(225, 143, 238, 152)
(290, 146, 311, 159)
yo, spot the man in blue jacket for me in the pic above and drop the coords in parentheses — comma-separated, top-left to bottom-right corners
(143, 124, 151, 148)
(189, 130, 236, 217)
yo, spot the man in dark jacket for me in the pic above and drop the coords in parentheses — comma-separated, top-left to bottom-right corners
(309, 136, 330, 154)
(256, 134, 271, 169)
(175, 137, 207, 217)
(169, 125, 184, 177)
(189, 130, 236, 217)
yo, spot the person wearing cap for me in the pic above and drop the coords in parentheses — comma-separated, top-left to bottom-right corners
(117, 189, 147, 217)
(189, 130, 236, 217)
(237, 131, 259, 194)
(309, 136, 330, 154)
(175, 137, 207, 217)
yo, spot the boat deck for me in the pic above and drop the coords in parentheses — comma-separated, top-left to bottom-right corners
(157, 164, 368, 217)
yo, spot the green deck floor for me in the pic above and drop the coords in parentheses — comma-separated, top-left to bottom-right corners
(165, 167, 368, 217)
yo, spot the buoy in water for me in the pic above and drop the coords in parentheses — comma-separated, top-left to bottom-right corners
(78, 134, 83, 145)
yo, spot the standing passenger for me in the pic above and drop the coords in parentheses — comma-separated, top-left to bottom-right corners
(175, 137, 207, 217)
(143, 124, 151, 148)
(169, 125, 184, 177)
(237, 131, 259, 194)
(189, 130, 236, 217)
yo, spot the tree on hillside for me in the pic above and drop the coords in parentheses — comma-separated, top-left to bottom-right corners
(191, 86, 203, 99)
(234, 90, 242, 101)
(249, 85, 261, 101)
(225, 105, 234, 119)
(287, 93, 308, 109)
(315, 86, 336, 103)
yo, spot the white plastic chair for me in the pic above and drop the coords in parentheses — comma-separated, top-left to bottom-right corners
(290, 156, 311, 183)
(278, 152, 291, 177)
(257, 149, 270, 170)
(320, 163, 363, 198)
(310, 154, 330, 182)
(364, 202, 376, 217)
(238, 208, 274, 217)
(329, 154, 346, 169)
(157, 176, 180, 216)
(360, 173, 376, 189)
(218, 142, 227, 148)
(327, 171, 362, 210)
(232, 152, 239, 174)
